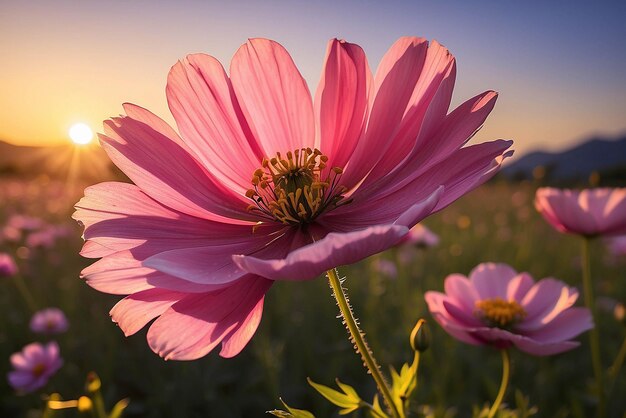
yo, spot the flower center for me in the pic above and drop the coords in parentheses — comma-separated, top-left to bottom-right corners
(475, 297, 527, 328)
(32, 363, 46, 377)
(246, 148, 350, 225)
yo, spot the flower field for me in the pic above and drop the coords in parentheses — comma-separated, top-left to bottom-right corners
(2, 175, 625, 417)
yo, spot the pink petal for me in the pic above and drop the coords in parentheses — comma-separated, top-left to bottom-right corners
(340, 37, 430, 188)
(233, 224, 409, 281)
(363, 39, 456, 187)
(329, 140, 512, 226)
(506, 272, 535, 301)
(143, 226, 292, 285)
(166, 54, 263, 194)
(110, 289, 186, 336)
(315, 39, 370, 178)
(524, 307, 593, 343)
(476, 328, 581, 356)
(99, 115, 252, 222)
(230, 38, 315, 155)
(321, 183, 442, 230)
(469, 263, 518, 300)
(82, 252, 222, 295)
(74, 182, 266, 260)
(147, 276, 272, 360)
(219, 294, 265, 358)
(444, 274, 480, 311)
(518, 279, 579, 331)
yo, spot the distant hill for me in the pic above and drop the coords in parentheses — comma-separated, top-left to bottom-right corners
(0, 139, 117, 181)
(502, 135, 626, 183)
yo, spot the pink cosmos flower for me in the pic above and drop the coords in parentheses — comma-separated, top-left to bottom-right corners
(0, 252, 18, 277)
(30, 308, 70, 334)
(8, 341, 63, 393)
(535, 188, 626, 237)
(74, 37, 512, 360)
(398, 223, 439, 247)
(425, 263, 593, 355)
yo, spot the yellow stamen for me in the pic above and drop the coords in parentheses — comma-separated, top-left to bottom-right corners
(475, 297, 527, 328)
(245, 148, 350, 225)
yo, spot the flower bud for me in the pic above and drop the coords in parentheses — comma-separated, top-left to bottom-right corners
(410, 318, 430, 352)
(78, 396, 93, 412)
(85, 372, 101, 393)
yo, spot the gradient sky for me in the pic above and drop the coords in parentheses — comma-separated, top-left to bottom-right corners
(1, 0, 625, 159)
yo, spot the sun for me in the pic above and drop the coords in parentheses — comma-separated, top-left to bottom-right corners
(69, 123, 94, 145)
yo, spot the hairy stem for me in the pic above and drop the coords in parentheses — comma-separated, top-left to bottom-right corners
(326, 268, 400, 418)
(581, 237, 605, 417)
(487, 349, 510, 418)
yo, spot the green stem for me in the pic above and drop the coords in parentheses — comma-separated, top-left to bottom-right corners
(13, 274, 38, 313)
(581, 237, 605, 417)
(326, 268, 401, 418)
(608, 333, 626, 382)
(487, 349, 510, 418)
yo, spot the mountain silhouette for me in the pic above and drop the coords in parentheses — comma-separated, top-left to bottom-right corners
(502, 134, 626, 183)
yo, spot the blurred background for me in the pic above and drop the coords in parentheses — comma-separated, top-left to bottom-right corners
(1, 0, 625, 417)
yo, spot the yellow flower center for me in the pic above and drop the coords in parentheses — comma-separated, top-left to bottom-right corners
(475, 297, 527, 328)
(246, 148, 350, 225)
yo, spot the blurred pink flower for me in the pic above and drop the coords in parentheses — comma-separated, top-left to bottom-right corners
(26, 231, 55, 248)
(74, 37, 512, 360)
(371, 258, 398, 279)
(0, 252, 18, 277)
(30, 308, 69, 334)
(7, 342, 63, 393)
(425, 263, 593, 355)
(535, 188, 626, 237)
(7, 214, 45, 232)
(398, 223, 439, 248)
(605, 235, 626, 258)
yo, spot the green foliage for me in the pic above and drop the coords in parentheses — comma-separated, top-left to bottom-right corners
(307, 378, 363, 415)
(267, 398, 316, 418)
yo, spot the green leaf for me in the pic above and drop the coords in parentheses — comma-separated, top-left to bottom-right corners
(109, 398, 130, 418)
(307, 377, 361, 409)
(370, 395, 388, 418)
(267, 398, 315, 418)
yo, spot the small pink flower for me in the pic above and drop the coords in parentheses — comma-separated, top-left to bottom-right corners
(398, 224, 439, 248)
(425, 263, 593, 355)
(30, 308, 69, 334)
(7, 342, 63, 393)
(74, 37, 512, 360)
(535, 188, 626, 237)
(0, 252, 18, 277)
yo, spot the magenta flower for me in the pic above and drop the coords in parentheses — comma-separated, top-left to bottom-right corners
(0, 252, 18, 277)
(74, 37, 512, 360)
(398, 224, 439, 248)
(8, 342, 63, 393)
(30, 308, 69, 334)
(371, 258, 398, 279)
(425, 263, 593, 355)
(535, 187, 626, 237)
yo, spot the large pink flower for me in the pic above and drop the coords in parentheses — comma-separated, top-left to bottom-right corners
(74, 37, 512, 360)
(535, 187, 626, 237)
(425, 263, 593, 355)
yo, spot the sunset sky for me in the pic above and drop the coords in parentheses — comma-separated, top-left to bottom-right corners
(2, 0, 625, 159)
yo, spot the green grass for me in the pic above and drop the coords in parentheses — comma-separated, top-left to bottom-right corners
(1, 177, 625, 417)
